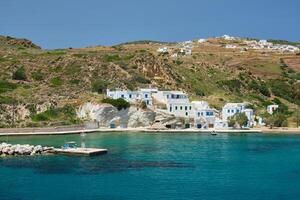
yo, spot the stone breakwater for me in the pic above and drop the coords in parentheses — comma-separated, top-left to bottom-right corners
(0, 143, 54, 156)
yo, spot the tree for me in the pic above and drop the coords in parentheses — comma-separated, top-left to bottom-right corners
(102, 98, 130, 110)
(265, 113, 288, 128)
(228, 112, 249, 129)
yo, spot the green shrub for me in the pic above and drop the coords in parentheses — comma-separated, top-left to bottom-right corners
(0, 80, 18, 93)
(32, 107, 59, 121)
(13, 67, 27, 80)
(91, 79, 108, 93)
(61, 104, 76, 118)
(268, 79, 293, 102)
(44, 50, 66, 55)
(102, 98, 130, 110)
(31, 71, 45, 81)
(31, 105, 78, 123)
(69, 79, 80, 85)
(50, 77, 63, 87)
(133, 74, 151, 84)
(65, 65, 81, 75)
(217, 79, 242, 92)
(265, 113, 288, 127)
(103, 54, 120, 62)
(248, 80, 270, 97)
(0, 96, 17, 104)
(195, 88, 205, 97)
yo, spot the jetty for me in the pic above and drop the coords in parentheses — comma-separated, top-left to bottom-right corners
(53, 147, 108, 156)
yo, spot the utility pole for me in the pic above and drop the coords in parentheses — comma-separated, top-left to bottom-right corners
(296, 93, 299, 128)
(12, 102, 15, 127)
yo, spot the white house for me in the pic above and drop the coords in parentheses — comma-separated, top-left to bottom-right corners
(225, 44, 237, 49)
(192, 101, 215, 129)
(106, 89, 154, 106)
(157, 47, 169, 53)
(267, 104, 279, 115)
(222, 103, 254, 127)
(180, 47, 192, 56)
(221, 35, 236, 40)
(152, 91, 194, 118)
(198, 39, 206, 43)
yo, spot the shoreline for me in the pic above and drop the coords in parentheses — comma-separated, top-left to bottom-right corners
(0, 126, 299, 136)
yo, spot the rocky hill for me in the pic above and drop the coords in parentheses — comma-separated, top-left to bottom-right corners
(0, 35, 299, 127)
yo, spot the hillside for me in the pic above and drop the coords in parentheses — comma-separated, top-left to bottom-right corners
(0, 35, 299, 127)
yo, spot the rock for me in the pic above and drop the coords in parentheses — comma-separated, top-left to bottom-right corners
(77, 103, 156, 128)
(0, 143, 53, 157)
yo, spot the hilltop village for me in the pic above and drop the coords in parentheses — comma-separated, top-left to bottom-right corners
(157, 35, 300, 57)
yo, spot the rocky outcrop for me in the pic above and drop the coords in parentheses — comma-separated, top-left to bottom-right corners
(0, 143, 54, 156)
(77, 102, 156, 128)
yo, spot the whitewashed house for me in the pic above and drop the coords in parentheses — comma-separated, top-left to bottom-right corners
(267, 104, 279, 115)
(179, 48, 192, 56)
(198, 39, 206, 43)
(222, 103, 254, 127)
(153, 91, 194, 118)
(225, 44, 237, 49)
(192, 101, 215, 129)
(157, 47, 169, 53)
(106, 89, 154, 106)
(221, 35, 236, 40)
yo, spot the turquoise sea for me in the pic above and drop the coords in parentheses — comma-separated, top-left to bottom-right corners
(1, 132, 300, 200)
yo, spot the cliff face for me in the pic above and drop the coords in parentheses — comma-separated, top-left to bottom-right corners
(77, 103, 156, 128)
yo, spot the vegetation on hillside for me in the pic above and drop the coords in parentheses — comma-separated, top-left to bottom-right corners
(0, 35, 299, 127)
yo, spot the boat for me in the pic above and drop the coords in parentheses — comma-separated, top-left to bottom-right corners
(62, 141, 77, 149)
(211, 131, 218, 135)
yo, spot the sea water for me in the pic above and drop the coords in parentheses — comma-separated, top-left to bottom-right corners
(1, 132, 300, 200)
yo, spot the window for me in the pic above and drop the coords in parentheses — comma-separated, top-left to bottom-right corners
(201, 112, 204, 116)
(185, 112, 188, 116)
(185, 106, 188, 110)
(189, 106, 192, 110)
(121, 94, 125, 98)
(167, 95, 169, 99)
(237, 109, 240, 113)
(227, 109, 230, 113)
(206, 111, 209, 116)
(198, 112, 200, 117)
(129, 94, 132, 98)
(145, 94, 148, 98)
(170, 106, 172, 112)
(180, 106, 183, 110)
(175, 106, 178, 110)
(231, 109, 234, 113)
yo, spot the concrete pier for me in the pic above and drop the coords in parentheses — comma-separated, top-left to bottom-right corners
(53, 148, 108, 156)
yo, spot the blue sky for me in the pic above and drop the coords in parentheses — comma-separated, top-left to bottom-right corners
(0, 0, 299, 49)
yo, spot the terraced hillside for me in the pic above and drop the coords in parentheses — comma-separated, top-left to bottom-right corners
(0, 35, 299, 127)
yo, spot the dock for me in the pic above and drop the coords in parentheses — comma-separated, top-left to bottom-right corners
(53, 148, 108, 156)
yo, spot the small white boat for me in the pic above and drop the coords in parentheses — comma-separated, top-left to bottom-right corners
(211, 131, 218, 135)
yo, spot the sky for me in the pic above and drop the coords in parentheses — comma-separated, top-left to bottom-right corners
(0, 0, 299, 49)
